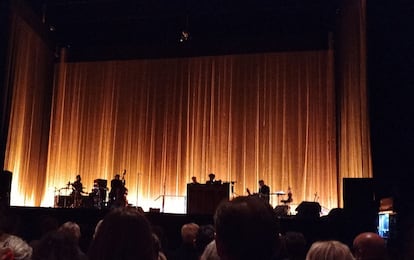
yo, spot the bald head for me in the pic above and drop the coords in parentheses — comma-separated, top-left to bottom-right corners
(353, 232, 387, 260)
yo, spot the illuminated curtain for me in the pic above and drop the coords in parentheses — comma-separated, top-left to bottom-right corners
(4, 2, 371, 213)
(37, 51, 337, 211)
(337, 0, 372, 206)
(4, 11, 54, 206)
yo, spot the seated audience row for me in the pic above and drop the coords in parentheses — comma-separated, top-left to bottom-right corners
(0, 196, 393, 260)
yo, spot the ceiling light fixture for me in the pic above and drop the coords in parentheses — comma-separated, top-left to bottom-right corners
(179, 14, 191, 43)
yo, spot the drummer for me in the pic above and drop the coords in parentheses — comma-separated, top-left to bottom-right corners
(71, 175, 83, 193)
(71, 174, 84, 207)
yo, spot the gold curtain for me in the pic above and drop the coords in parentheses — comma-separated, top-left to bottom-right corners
(39, 51, 337, 212)
(4, 1, 371, 213)
(337, 0, 372, 207)
(4, 11, 53, 206)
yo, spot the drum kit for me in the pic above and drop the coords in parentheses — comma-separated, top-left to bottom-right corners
(54, 179, 108, 209)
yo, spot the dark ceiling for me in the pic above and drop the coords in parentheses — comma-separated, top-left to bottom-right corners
(25, 0, 339, 61)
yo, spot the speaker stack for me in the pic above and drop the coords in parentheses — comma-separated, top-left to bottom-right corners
(295, 201, 321, 219)
(0, 170, 12, 208)
(343, 178, 378, 234)
(343, 178, 376, 213)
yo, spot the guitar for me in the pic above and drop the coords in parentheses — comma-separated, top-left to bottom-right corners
(121, 169, 126, 185)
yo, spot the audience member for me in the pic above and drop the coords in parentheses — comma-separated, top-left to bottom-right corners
(152, 225, 170, 259)
(352, 232, 388, 260)
(195, 224, 216, 258)
(29, 215, 59, 251)
(306, 240, 354, 260)
(153, 233, 167, 260)
(92, 219, 104, 240)
(88, 207, 156, 260)
(36, 214, 59, 235)
(280, 231, 307, 260)
(32, 230, 87, 260)
(0, 233, 32, 260)
(200, 240, 220, 260)
(322, 208, 354, 246)
(214, 195, 281, 260)
(0, 211, 23, 238)
(170, 222, 200, 260)
(58, 221, 81, 242)
(58, 221, 87, 259)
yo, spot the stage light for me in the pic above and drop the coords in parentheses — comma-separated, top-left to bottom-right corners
(179, 30, 190, 42)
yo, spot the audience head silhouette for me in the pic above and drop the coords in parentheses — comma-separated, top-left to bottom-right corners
(352, 232, 388, 260)
(32, 230, 85, 260)
(88, 207, 156, 260)
(280, 231, 307, 260)
(214, 195, 280, 260)
(306, 240, 355, 260)
(195, 224, 216, 257)
(58, 221, 81, 243)
(181, 222, 200, 245)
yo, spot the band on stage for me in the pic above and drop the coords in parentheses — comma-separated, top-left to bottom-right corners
(54, 170, 128, 209)
(55, 171, 292, 210)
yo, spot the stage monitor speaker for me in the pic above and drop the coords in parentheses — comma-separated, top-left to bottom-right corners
(295, 201, 321, 219)
(0, 170, 12, 208)
(343, 178, 376, 212)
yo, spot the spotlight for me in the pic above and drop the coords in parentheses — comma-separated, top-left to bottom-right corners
(179, 30, 190, 42)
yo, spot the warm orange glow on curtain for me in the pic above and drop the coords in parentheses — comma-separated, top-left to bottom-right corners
(337, 0, 372, 207)
(4, 12, 53, 206)
(38, 51, 338, 211)
(4, 4, 371, 213)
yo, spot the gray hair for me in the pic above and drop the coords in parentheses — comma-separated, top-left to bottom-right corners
(306, 240, 355, 260)
(58, 221, 81, 242)
(0, 234, 32, 260)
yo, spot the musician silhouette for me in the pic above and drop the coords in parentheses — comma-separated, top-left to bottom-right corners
(109, 170, 127, 208)
(70, 174, 84, 207)
(246, 180, 270, 204)
(191, 176, 200, 184)
(206, 173, 221, 185)
(281, 187, 293, 204)
(258, 180, 270, 203)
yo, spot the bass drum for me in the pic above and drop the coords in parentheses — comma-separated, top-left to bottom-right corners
(55, 195, 73, 208)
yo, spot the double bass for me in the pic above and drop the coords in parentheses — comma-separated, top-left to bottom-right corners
(109, 169, 128, 208)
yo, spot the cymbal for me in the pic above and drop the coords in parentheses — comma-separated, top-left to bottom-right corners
(274, 191, 286, 195)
